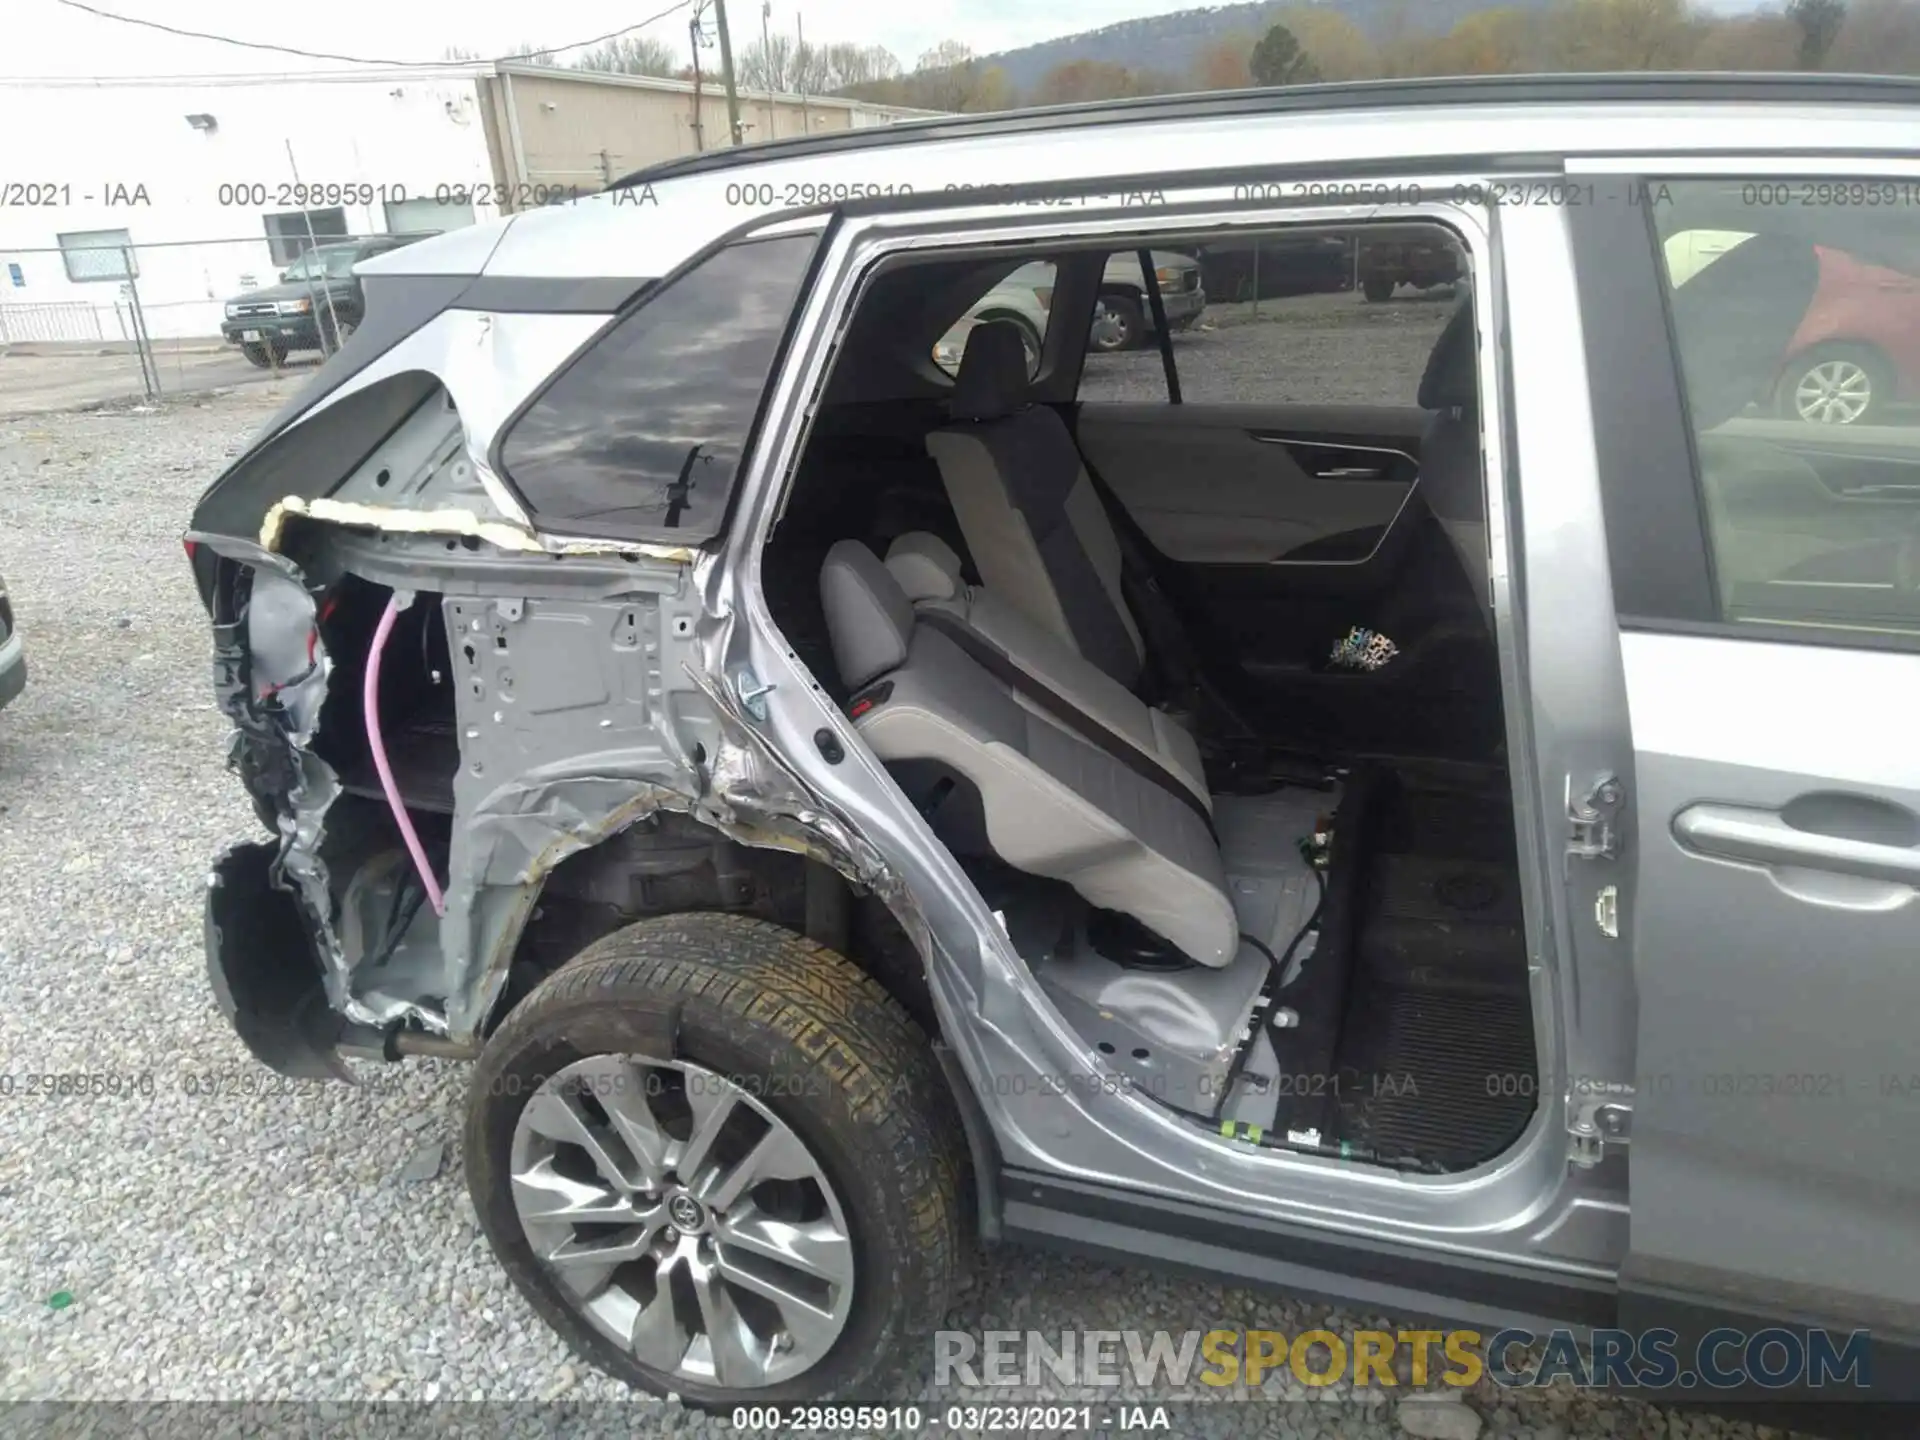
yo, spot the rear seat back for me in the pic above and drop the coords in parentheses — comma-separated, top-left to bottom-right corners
(820, 539, 1237, 966)
(880, 532, 1207, 810)
(926, 322, 1147, 690)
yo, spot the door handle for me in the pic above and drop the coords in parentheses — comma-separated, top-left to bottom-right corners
(1673, 802, 1920, 885)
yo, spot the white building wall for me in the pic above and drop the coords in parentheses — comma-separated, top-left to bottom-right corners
(0, 72, 500, 341)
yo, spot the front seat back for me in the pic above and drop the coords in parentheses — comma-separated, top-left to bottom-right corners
(1416, 296, 1490, 630)
(926, 321, 1148, 690)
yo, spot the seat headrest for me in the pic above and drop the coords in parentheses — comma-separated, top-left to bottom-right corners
(884, 531, 964, 601)
(1418, 297, 1478, 413)
(820, 539, 915, 691)
(949, 321, 1031, 422)
(1668, 232, 1821, 432)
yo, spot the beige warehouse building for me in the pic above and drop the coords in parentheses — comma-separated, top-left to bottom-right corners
(479, 62, 939, 197)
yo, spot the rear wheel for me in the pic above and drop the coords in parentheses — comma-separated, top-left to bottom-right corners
(1090, 293, 1144, 352)
(464, 912, 969, 1406)
(1776, 343, 1892, 425)
(1362, 274, 1396, 303)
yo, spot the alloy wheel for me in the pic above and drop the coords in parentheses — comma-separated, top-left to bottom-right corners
(1792, 358, 1874, 425)
(508, 1055, 855, 1389)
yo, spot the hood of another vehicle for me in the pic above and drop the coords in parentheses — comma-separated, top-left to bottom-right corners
(227, 278, 347, 307)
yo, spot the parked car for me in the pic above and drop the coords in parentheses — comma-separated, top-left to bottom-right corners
(1358, 233, 1462, 301)
(0, 570, 23, 712)
(1195, 232, 1355, 300)
(1089, 247, 1205, 351)
(219, 233, 437, 367)
(1668, 227, 1920, 424)
(934, 249, 1206, 373)
(185, 75, 1920, 1411)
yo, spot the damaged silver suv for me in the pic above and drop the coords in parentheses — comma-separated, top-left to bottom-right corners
(188, 74, 1920, 1408)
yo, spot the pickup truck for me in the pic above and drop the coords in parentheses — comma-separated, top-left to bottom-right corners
(220, 233, 435, 367)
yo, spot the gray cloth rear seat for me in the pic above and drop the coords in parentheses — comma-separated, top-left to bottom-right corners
(926, 322, 1148, 690)
(880, 532, 1207, 809)
(820, 538, 1237, 967)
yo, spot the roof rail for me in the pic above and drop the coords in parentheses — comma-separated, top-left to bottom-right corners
(607, 71, 1920, 192)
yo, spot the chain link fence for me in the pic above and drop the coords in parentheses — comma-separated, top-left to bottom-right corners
(0, 230, 428, 416)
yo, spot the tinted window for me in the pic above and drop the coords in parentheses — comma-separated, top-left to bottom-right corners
(1075, 226, 1462, 407)
(499, 234, 816, 542)
(1652, 179, 1920, 639)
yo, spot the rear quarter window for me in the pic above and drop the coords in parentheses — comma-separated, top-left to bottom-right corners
(497, 233, 818, 543)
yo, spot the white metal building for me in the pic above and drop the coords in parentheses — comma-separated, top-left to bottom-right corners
(0, 64, 934, 343)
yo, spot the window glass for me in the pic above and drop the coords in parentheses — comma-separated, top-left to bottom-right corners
(1653, 179, 1920, 637)
(57, 228, 136, 282)
(1075, 225, 1464, 407)
(499, 233, 816, 542)
(933, 260, 1057, 380)
(263, 208, 349, 266)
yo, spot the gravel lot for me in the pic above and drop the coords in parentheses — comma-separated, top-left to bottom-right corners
(0, 385, 1799, 1440)
(1078, 288, 1455, 407)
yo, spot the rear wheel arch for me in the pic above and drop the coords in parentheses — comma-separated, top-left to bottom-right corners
(484, 813, 941, 1044)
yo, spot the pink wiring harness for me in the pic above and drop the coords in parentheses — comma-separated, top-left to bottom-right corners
(364, 592, 446, 917)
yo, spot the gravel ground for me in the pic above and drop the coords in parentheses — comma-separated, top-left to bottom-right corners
(1078, 288, 1455, 407)
(0, 386, 1803, 1440)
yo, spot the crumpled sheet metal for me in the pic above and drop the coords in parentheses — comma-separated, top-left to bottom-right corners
(441, 711, 928, 1042)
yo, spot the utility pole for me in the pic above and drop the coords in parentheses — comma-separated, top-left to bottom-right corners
(761, 0, 776, 142)
(689, 2, 707, 151)
(712, 0, 745, 146)
(796, 11, 809, 133)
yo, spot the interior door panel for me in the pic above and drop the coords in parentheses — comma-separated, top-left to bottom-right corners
(1072, 401, 1503, 762)
(1074, 403, 1425, 566)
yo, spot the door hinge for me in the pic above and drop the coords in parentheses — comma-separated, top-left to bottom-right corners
(1568, 1086, 1633, 1168)
(1567, 772, 1625, 862)
(733, 667, 775, 722)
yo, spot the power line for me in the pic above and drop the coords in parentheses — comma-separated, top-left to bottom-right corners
(50, 0, 697, 68)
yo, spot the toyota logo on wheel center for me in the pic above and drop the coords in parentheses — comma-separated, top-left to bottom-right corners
(667, 1193, 706, 1233)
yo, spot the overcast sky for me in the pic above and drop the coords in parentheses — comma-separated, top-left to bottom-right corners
(10, 0, 1200, 80)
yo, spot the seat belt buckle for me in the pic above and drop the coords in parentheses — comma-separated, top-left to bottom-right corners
(847, 680, 894, 719)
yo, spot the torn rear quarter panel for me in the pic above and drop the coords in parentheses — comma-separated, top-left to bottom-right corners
(193, 364, 917, 1053)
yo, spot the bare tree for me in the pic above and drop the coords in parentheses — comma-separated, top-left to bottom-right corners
(738, 32, 797, 90)
(1275, 7, 1380, 80)
(1825, 0, 1920, 71)
(1544, 0, 1698, 71)
(573, 35, 681, 75)
(819, 42, 901, 89)
(908, 40, 985, 112)
(1191, 35, 1254, 89)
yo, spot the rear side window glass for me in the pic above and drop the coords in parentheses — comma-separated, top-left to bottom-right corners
(1074, 225, 1465, 407)
(499, 233, 816, 542)
(1651, 179, 1920, 638)
(933, 260, 1057, 380)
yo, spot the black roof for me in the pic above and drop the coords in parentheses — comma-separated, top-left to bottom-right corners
(609, 71, 1920, 192)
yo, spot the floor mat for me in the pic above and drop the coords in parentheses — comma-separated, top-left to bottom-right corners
(1334, 984, 1537, 1171)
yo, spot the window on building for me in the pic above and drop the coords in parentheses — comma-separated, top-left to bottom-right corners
(383, 196, 475, 236)
(57, 229, 137, 283)
(498, 233, 818, 542)
(1652, 177, 1920, 639)
(264, 208, 348, 266)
